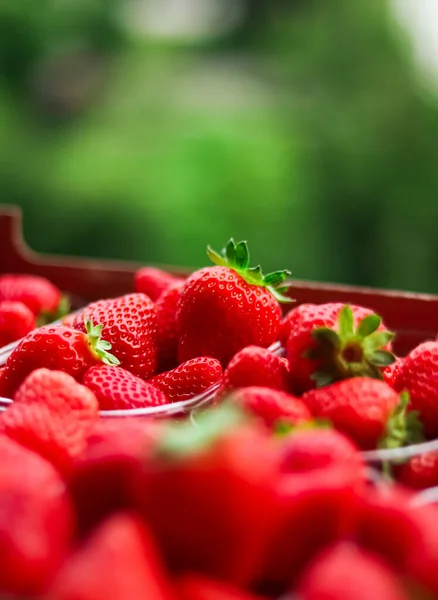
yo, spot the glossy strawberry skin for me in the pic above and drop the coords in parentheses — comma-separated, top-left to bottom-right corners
(221, 346, 290, 394)
(0, 325, 102, 398)
(176, 575, 267, 600)
(0, 300, 36, 347)
(155, 281, 184, 371)
(47, 514, 175, 600)
(279, 303, 341, 348)
(396, 452, 438, 490)
(150, 357, 223, 402)
(395, 341, 438, 438)
(83, 365, 169, 410)
(177, 266, 282, 366)
(0, 435, 74, 596)
(74, 293, 158, 380)
(0, 369, 99, 471)
(231, 386, 311, 429)
(135, 266, 183, 302)
(383, 357, 404, 389)
(0, 274, 61, 316)
(303, 378, 399, 450)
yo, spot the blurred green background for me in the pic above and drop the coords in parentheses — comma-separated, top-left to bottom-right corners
(1, 0, 438, 292)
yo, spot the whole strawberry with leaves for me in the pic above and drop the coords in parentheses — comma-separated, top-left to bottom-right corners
(287, 304, 395, 394)
(177, 239, 292, 366)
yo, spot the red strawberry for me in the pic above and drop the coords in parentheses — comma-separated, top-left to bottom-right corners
(83, 364, 169, 410)
(0, 273, 61, 316)
(177, 239, 290, 366)
(0, 434, 74, 595)
(396, 452, 438, 490)
(47, 513, 175, 600)
(74, 293, 158, 379)
(150, 357, 222, 402)
(0, 368, 99, 471)
(383, 357, 405, 388)
(278, 303, 342, 347)
(155, 281, 184, 371)
(135, 266, 183, 302)
(0, 300, 36, 347)
(230, 386, 311, 429)
(130, 405, 279, 586)
(287, 304, 394, 394)
(221, 346, 289, 394)
(296, 543, 409, 600)
(395, 341, 438, 438)
(176, 575, 267, 600)
(303, 378, 416, 450)
(0, 321, 118, 398)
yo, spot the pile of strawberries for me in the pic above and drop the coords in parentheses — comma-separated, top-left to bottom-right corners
(2, 239, 438, 598)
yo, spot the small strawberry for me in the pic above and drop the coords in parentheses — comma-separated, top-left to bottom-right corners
(303, 378, 421, 450)
(383, 357, 405, 389)
(0, 273, 61, 316)
(47, 513, 175, 600)
(177, 239, 291, 366)
(0, 321, 118, 397)
(0, 300, 36, 347)
(395, 341, 438, 438)
(296, 542, 409, 600)
(155, 281, 184, 371)
(287, 304, 394, 394)
(221, 346, 290, 394)
(74, 293, 158, 379)
(135, 266, 183, 302)
(0, 434, 74, 595)
(230, 386, 311, 429)
(0, 368, 99, 471)
(83, 364, 169, 410)
(176, 575, 267, 600)
(396, 452, 438, 490)
(150, 357, 222, 402)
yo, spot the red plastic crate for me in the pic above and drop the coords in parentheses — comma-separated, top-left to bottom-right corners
(1, 204, 437, 357)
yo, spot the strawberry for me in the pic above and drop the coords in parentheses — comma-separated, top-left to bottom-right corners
(83, 364, 169, 410)
(0, 368, 99, 471)
(302, 378, 420, 450)
(395, 341, 438, 438)
(230, 386, 311, 429)
(286, 304, 394, 394)
(176, 575, 267, 600)
(0, 300, 36, 347)
(0, 321, 118, 398)
(0, 434, 74, 595)
(383, 357, 405, 388)
(221, 346, 290, 394)
(295, 542, 409, 600)
(155, 281, 184, 371)
(0, 273, 61, 316)
(47, 513, 175, 600)
(150, 357, 222, 402)
(74, 293, 158, 379)
(130, 405, 279, 586)
(278, 303, 341, 347)
(135, 266, 183, 302)
(396, 452, 438, 490)
(177, 239, 291, 366)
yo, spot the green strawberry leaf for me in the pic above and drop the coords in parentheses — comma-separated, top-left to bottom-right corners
(338, 305, 354, 337)
(368, 350, 396, 367)
(85, 319, 120, 366)
(356, 314, 381, 338)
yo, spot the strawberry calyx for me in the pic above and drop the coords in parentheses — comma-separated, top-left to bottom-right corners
(85, 319, 120, 366)
(207, 238, 293, 303)
(274, 418, 331, 438)
(378, 391, 424, 452)
(309, 305, 396, 387)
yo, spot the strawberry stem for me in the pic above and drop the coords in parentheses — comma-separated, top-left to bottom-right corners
(85, 319, 120, 366)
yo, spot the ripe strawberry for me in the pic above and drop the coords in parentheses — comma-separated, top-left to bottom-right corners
(278, 303, 341, 347)
(176, 575, 267, 600)
(296, 543, 409, 600)
(177, 239, 291, 366)
(383, 357, 405, 388)
(83, 364, 169, 410)
(221, 346, 290, 394)
(130, 405, 279, 586)
(47, 513, 175, 600)
(135, 266, 183, 302)
(155, 281, 184, 371)
(74, 293, 158, 379)
(395, 341, 438, 438)
(0, 321, 118, 398)
(302, 378, 419, 450)
(0, 273, 61, 316)
(230, 386, 311, 429)
(396, 451, 438, 490)
(0, 300, 36, 347)
(287, 304, 394, 394)
(0, 434, 74, 595)
(150, 357, 223, 402)
(0, 368, 99, 471)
